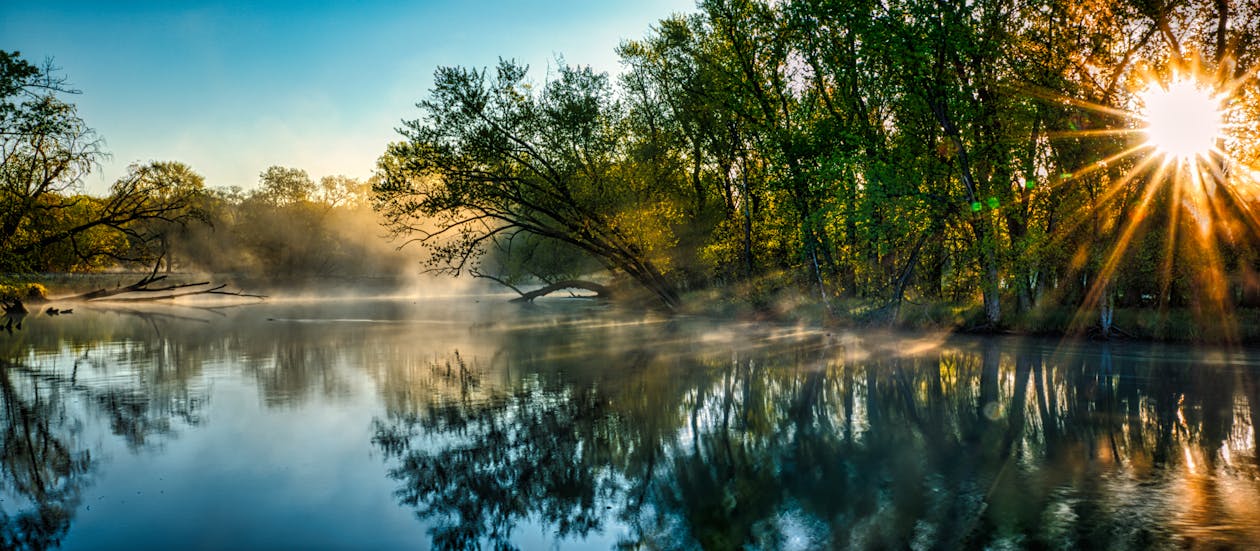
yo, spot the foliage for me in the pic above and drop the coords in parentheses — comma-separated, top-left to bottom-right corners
(376, 0, 1260, 329)
(0, 52, 209, 273)
(375, 61, 690, 308)
(0, 282, 46, 303)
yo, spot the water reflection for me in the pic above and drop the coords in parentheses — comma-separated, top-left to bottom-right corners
(0, 310, 212, 550)
(0, 359, 90, 550)
(372, 325, 1260, 550)
(1, 301, 1258, 549)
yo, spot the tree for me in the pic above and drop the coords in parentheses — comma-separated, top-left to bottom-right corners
(6, 161, 207, 269)
(171, 169, 415, 281)
(316, 174, 370, 208)
(0, 51, 102, 270)
(255, 166, 314, 206)
(375, 60, 685, 309)
(115, 161, 208, 271)
(1, 52, 207, 273)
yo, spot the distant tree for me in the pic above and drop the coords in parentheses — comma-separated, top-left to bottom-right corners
(200, 169, 412, 280)
(122, 161, 209, 271)
(253, 166, 314, 206)
(316, 174, 369, 208)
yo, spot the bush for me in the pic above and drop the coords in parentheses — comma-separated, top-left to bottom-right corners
(0, 282, 49, 303)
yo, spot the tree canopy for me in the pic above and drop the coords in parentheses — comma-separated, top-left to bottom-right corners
(0, 51, 209, 274)
(377, 0, 1260, 331)
(376, 61, 690, 308)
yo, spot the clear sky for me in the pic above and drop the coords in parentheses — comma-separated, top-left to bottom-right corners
(2, 0, 696, 194)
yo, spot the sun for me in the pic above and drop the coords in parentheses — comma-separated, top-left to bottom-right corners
(1139, 77, 1224, 160)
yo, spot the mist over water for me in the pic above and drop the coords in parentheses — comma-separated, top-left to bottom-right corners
(1, 297, 1257, 549)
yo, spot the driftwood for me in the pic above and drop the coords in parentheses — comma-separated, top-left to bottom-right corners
(508, 280, 611, 303)
(54, 264, 266, 303)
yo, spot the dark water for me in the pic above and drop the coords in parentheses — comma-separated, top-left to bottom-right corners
(1, 299, 1258, 550)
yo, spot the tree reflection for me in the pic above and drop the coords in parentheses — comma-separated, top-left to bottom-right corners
(373, 351, 639, 549)
(0, 362, 90, 551)
(0, 314, 210, 549)
(373, 329, 1260, 549)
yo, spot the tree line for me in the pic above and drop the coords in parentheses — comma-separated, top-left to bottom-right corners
(7, 0, 1260, 333)
(375, 0, 1260, 333)
(1, 51, 410, 293)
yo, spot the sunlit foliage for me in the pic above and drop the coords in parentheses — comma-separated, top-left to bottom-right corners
(378, 0, 1260, 333)
(0, 52, 208, 274)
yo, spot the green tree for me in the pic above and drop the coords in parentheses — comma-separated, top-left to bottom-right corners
(1, 52, 207, 273)
(255, 166, 314, 206)
(375, 60, 685, 308)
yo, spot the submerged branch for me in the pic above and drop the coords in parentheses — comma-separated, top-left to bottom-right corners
(508, 280, 612, 303)
(51, 264, 267, 303)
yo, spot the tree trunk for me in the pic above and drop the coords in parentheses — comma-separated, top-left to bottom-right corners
(1099, 291, 1115, 339)
(983, 262, 1001, 328)
(740, 159, 754, 280)
(888, 230, 930, 322)
(508, 280, 612, 303)
(1016, 272, 1034, 313)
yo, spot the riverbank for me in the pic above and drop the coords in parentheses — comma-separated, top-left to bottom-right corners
(12, 272, 1260, 344)
(677, 284, 1260, 344)
(6, 271, 424, 298)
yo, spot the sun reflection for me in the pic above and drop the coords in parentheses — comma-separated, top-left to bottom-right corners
(1140, 77, 1224, 161)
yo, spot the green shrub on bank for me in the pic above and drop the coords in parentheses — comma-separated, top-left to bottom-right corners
(0, 282, 48, 303)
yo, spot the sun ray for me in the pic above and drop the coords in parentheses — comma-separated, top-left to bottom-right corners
(1158, 163, 1183, 309)
(1072, 157, 1169, 330)
(1008, 82, 1141, 121)
(1024, 49, 1260, 341)
(1042, 128, 1144, 140)
(1216, 167, 1260, 241)
(1189, 166, 1239, 341)
(1050, 152, 1164, 241)
(1059, 144, 1151, 184)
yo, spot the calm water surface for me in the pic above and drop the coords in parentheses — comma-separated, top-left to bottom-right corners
(1, 298, 1258, 550)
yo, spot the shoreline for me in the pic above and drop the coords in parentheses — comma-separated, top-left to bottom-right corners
(10, 272, 1260, 344)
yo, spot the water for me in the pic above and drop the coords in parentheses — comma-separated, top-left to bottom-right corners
(1, 298, 1258, 550)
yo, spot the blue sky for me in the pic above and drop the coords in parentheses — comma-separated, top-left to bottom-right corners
(2, 0, 695, 193)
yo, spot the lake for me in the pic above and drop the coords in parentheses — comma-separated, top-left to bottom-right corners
(1, 298, 1257, 550)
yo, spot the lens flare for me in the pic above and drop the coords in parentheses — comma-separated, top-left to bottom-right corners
(1140, 78, 1223, 160)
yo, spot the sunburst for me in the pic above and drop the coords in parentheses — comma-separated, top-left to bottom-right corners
(1032, 54, 1260, 340)
(1139, 77, 1224, 161)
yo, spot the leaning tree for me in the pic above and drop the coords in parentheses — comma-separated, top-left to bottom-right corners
(375, 60, 688, 309)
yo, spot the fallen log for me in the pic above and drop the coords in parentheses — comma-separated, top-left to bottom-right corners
(53, 264, 266, 303)
(508, 280, 611, 303)
(63, 276, 205, 301)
